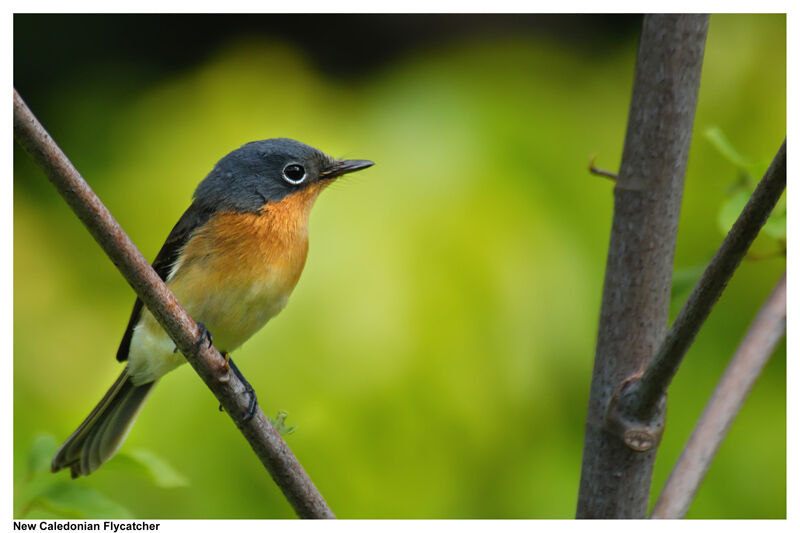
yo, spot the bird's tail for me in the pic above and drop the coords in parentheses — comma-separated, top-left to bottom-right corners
(51, 369, 156, 478)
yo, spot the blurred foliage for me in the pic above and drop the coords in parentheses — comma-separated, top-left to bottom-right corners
(672, 127, 786, 303)
(707, 127, 786, 243)
(14, 14, 785, 518)
(15, 435, 186, 518)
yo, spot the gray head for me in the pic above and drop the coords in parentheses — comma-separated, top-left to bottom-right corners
(193, 138, 373, 213)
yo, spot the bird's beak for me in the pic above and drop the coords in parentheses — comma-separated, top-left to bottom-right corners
(320, 159, 374, 179)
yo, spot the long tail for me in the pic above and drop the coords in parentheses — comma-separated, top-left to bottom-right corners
(51, 369, 155, 478)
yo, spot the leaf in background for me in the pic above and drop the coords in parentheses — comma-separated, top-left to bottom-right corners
(16, 435, 61, 517)
(37, 483, 134, 519)
(705, 127, 774, 190)
(705, 127, 754, 171)
(763, 192, 787, 240)
(707, 126, 785, 243)
(717, 188, 785, 242)
(18, 439, 180, 518)
(114, 449, 190, 488)
(717, 190, 750, 236)
(15, 471, 61, 517)
(28, 434, 59, 475)
(762, 211, 786, 240)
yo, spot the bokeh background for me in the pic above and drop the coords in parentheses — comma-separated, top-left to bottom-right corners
(13, 14, 785, 519)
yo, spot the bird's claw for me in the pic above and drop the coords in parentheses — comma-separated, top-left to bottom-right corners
(217, 354, 258, 422)
(173, 322, 213, 354)
(195, 322, 213, 350)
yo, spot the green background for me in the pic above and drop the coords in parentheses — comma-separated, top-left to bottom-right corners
(14, 14, 785, 518)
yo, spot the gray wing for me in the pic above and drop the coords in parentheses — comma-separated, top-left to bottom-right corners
(116, 202, 214, 362)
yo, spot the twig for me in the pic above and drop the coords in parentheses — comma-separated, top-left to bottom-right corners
(650, 273, 786, 519)
(618, 140, 786, 422)
(588, 154, 618, 180)
(576, 14, 709, 518)
(13, 89, 335, 519)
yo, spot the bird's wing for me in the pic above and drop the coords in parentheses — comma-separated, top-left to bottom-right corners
(116, 202, 215, 362)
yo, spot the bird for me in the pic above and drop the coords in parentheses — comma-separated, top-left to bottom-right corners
(51, 138, 373, 478)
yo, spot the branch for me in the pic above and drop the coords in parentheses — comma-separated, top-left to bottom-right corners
(576, 14, 709, 518)
(615, 140, 786, 422)
(13, 89, 335, 519)
(588, 154, 618, 180)
(650, 273, 786, 519)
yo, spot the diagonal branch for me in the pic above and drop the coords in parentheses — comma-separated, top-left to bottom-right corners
(650, 273, 786, 519)
(13, 89, 335, 519)
(616, 140, 786, 423)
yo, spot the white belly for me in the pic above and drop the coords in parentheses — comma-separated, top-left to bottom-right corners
(126, 276, 292, 385)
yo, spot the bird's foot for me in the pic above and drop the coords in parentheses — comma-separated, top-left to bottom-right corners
(218, 354, 258, 422)
(173, 322, 214, 354)
(195, 322, 214, 350)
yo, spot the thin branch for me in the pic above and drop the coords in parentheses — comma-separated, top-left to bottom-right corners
(650, 273, 786, 519)
(620, 140, 786, 421)
(13, 89, 335, 519)
(576, 14, 709, 518)
(588, 154, 618, 180)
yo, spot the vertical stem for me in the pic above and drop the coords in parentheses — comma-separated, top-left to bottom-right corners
(576, 14, 709, 518)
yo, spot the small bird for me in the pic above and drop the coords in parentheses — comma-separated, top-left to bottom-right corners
(51, 138, 373, 478)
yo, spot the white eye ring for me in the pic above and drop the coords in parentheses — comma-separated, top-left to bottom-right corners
(282, 163, 307, 185)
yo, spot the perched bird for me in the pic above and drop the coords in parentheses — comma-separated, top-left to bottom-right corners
(51, 138, 373, 478)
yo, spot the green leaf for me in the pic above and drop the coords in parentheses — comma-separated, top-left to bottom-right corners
(763, 210, 786, 239)
(114, 449, 190, 488)
(762, 192, 786, 240)
(269, 411, 296, 436)
(16, 435, 62, 517)
(705, 127, 754, 170)
(717, 190, 750, 236)
(717, 188, 785, 241)
(15, 472, 61, 517)
(37, 482, 134, 519)
(28, 434, 59, 475)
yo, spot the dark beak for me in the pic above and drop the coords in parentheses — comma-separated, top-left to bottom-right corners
(321, 159, 374, 179)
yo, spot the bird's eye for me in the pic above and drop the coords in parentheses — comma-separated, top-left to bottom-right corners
(282, 164, 306, 185)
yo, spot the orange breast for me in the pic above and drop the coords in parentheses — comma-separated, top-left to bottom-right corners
(163, 182, 327, 351)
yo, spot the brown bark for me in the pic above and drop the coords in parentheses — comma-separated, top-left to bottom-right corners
(576, 14, 709, 518)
